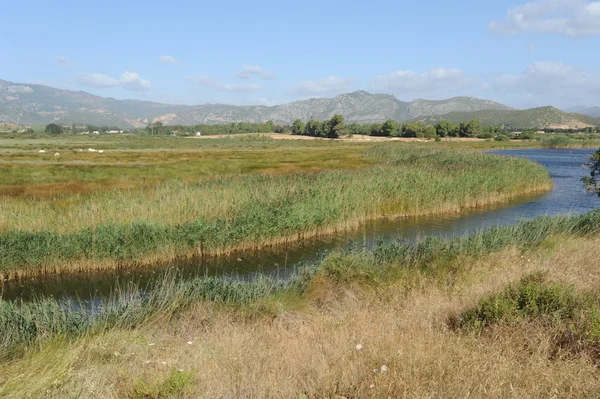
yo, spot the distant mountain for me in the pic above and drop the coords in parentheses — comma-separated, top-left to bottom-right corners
(565, 106, 600, 118)
(0, 79, 190, 128)
(0, 79, 514, 128)
(418, 106, 600, 129)
(407, 97, 513, 118)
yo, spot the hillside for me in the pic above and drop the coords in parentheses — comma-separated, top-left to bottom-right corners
(408, 97, 513, 118)
(566, 106, 600, 118)
(0, 79, 512, 128)
(419, 106, 600, 129)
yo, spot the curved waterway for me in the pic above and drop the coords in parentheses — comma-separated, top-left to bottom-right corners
(2, 148, 599, 302)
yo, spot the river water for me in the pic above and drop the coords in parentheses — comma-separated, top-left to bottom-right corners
(2, 148, 599, 302)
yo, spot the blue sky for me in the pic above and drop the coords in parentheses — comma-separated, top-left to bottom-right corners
(2, 0, 600, 108)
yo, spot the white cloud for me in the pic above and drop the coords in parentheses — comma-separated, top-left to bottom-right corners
(120, 71, 152, 91)
(236, 65, 277, 80)
(493, 61, 600, 106)
(158, 56, 179, 64)
(77, 71, 152, 91)
(186, 76, 262, 92)
(370, 68, 473, 97)
(76, 73, 119, 88)
(490, 0, 600, 36)
(288, 76, 358, 97)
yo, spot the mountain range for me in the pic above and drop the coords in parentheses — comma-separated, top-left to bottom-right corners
(1, 78, 599, 129)
(565, 106, 600, 118)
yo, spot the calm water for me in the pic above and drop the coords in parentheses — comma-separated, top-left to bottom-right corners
(2, 148, 599, 302)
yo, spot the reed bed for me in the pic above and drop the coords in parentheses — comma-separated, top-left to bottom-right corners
(2, 209, 599, 360)
(0, 145, 551, 276)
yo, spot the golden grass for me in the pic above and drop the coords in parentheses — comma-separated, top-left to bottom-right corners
(3, 234, 600, 398)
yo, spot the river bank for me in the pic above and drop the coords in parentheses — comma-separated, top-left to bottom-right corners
(0, 144, 552, 279)
(2, 210, 600, 397)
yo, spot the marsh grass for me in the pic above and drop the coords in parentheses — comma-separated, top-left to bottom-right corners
(2, 210, 599, 361)
(0, 144, 552, 276)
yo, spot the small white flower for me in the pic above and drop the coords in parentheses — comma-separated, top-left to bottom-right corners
(178, 369, 185, 372)
(369, 384, 375, 389)
(187, 341, 193, 345)
(355, 344, 363, 350)
(380, 365, 388, 373)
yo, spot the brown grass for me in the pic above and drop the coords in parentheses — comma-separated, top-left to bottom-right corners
(3, 235, 600, 398)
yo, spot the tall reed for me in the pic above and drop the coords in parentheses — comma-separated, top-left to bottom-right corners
(0, 145, 552, 275)
(2, 209, 599, 358)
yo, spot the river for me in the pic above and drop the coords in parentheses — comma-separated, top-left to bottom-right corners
(2, 148, 599, 302)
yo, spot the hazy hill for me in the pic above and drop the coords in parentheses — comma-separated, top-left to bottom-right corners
(565, 106, 600, 118)
(0, 79, 513, 127)
(0, 79, 190, 128)
(419, 106, 600, 130)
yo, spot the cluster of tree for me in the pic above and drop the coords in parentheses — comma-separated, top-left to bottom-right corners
(583, 148, 600, 197)
(291, 115, 347, 138)
(44, 123, 64, 134)
(345, 120, 503, 139)
(141, 120, 291, 136)
(542, 127, 600, 134)
(43, 124, 122, 134)
(290, 118, 519, 139)
(84, 124, 121, 133)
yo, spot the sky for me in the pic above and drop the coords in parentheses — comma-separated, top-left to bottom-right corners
(1, 0, 600, 109)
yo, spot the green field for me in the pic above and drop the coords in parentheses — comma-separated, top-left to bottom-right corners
(3, 132, 600, 398)
(0, 134, 552, 276)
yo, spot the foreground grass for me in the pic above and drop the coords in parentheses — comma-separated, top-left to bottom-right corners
(0, 142, 551, 276)
(2, 211, 600, 397)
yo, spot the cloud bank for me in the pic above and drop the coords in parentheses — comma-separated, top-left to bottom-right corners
(77, 71, 152, 91)
(236, 65, 277, 80)
(490, 0, 600, 36)
(288, 76, 358, 97)
(186, 76, 263, 92)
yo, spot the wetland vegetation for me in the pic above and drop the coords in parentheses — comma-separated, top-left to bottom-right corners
(0, 134, 552, 277)
(1, 132, 600, 397)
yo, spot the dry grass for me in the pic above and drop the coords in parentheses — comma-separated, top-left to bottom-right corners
(3, 235, 600, 398)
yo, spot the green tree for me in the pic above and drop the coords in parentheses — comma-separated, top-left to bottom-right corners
(305, 119, 322, 137)
(583, 149, 600, 197)
(402, 122, 428, 138)
(370, 123, 382, 136)
(458, 120, 482, 138)
(44, 123, 64, 135)
(265, 120, 275, 132)
(434, 121, 455, 137)
(380, 120, 397, 137)
(291, 119, 305, 135)
(324, 114, 345, 138)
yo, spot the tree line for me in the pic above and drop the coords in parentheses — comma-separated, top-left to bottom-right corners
(140, 121, 291, 136)
(291, 117, 507, 139)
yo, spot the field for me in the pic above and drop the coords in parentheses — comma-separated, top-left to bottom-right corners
(2, 132, 600, 397)
(2, 210, 600, 397)
(0, 133, 553, 277)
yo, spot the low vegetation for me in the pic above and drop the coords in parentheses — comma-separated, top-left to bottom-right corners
(0, 137, 552, 276)
(2, 210, 600, 397)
